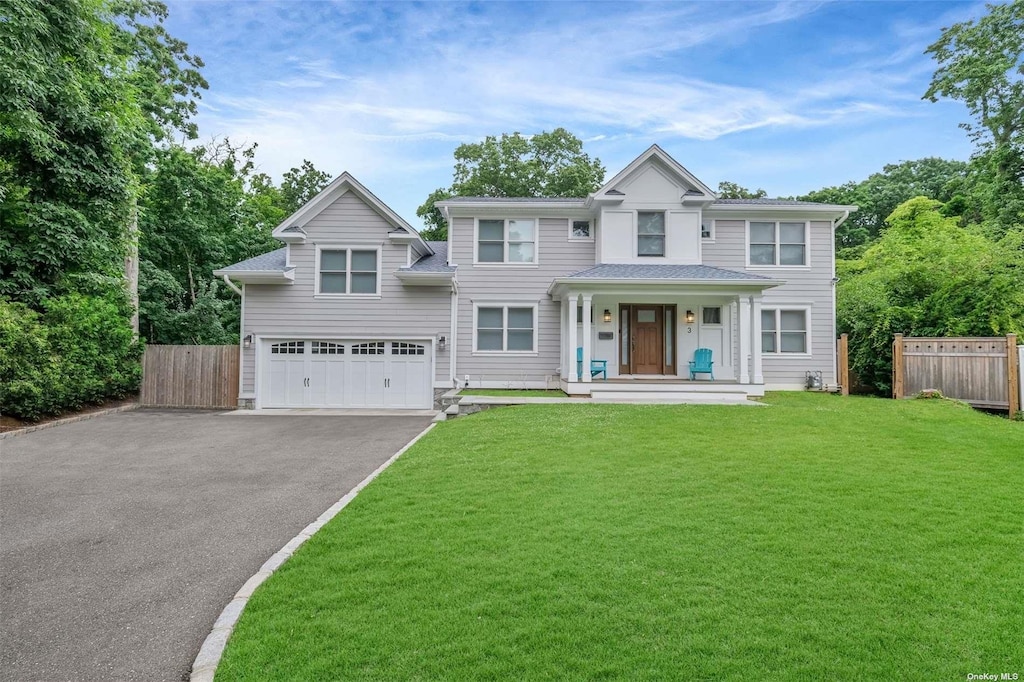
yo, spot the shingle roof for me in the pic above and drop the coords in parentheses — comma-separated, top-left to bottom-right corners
(217, 248, 289, 272)
(443, 196, 587, 204)
(711, 198, 823, 206)
(564, 263, 774, 281)
(402, 241, 456, 273)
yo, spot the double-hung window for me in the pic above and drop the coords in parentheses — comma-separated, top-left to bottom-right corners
(317, 248, 379, 295)
(749, 221, 807, 266)
(761, 309, 808, 354)
(637, 212, 665, 257)
(476, 305, 535, 352)
(477, 219, 536, 263)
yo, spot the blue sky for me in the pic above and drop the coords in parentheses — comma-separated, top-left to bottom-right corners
(164, 0, 988, 228)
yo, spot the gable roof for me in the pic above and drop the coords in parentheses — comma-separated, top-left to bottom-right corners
(270, 171, 432, 255)
(593, 144, 717, 201)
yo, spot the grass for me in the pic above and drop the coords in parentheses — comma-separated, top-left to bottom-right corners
(459, 388, 569, 398)
(217, 394, 1023, 681)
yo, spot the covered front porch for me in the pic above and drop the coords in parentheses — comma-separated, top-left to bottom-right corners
(548, 266, 781, 399)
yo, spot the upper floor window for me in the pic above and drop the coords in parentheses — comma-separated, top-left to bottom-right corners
(749, 221, 807, 266)
(317, 248, 379, 295)
(701, 219, 714, 240)
(637, 212, 665, 257)
(477, 219, 536, 264)
(570, 220, 592, 240)
(762, 309, 808, 354)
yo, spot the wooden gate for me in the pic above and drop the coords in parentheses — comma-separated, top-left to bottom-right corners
(141, 345, 239, 408)
(892, 334, 1019, 417)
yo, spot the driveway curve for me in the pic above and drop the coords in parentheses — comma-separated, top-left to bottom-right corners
(0, 409, 433, 682)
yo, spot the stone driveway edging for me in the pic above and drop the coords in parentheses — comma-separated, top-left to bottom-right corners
(188, 422, 438, 682)
(0, 403, 139, 440)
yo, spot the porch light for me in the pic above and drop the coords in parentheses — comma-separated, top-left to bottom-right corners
(243, 333, 253, 349)
(685, 310, 695, 324)
(603, 309, 612, 323)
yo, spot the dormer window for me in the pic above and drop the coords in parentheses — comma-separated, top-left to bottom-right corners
(477, 219, 536, 264)
(637, 212, 665, 257)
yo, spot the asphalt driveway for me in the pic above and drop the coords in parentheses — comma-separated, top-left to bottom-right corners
(0, 409, 433, 682)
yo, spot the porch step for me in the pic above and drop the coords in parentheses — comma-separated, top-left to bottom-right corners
(589, 381, 744, 394)
(590, 390, 754, 405)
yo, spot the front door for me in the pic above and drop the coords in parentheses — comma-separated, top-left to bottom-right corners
(631, 305, 664, 374)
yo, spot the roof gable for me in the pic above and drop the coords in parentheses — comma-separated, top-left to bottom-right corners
(271, 172, 431, 254)
(594, 144, 716, 202)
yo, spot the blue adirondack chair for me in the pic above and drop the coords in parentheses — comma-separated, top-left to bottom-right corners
(577, 347, 608, 380)
(688, 348, 714, 381)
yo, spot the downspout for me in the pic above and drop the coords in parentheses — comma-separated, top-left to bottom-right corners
(449, 278, 459, 388)
(222, 274, 243, 296)
(830, 212, 847, 389)
(834, 210, 850, 230)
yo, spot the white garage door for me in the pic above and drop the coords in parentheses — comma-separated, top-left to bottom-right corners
(262, 340, 432, 409)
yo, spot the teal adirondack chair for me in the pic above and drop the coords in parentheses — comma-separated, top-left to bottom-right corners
(577, 347, 608, 380)
(688, 348, 714, 381)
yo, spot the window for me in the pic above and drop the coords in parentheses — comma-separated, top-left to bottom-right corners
(317, 248, 379, 295)
(271, 341, 304, 354)
(477, 219, 536, 263)
(762, 309, 808, 354)
(637, 212, 665, 257)
(570, 220, 592, 239)
(749, 221, 806, 266)
(352, 342, 384, 355)
(311, 342, 343, 354)
(392, 342, 425, 355)
(701, 219, 714, 240)
(476, 306, 535, 352)
(702, 307, 722, 325)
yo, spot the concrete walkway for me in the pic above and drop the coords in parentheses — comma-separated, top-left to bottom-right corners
(0, 409, 432, 682)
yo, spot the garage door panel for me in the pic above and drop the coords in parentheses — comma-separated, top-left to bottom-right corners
(264, 339, 430, 410)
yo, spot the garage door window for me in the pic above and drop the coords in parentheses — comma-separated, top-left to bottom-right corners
(392, 342, 426, 355)
(317, 248, 379, 295)
(475, 305, 536, 352)
(352, 342, 384, 355)
(312, 342, 344, 354)
(271, 341, 304, 354)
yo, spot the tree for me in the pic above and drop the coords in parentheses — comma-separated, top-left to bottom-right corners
(924, 0, 1024, 232)
(416, 129, 605, 240)
(799, 158, 969, 252)
(279, 160, 332, 215)
(837, 197, 1024, 393)
(716, 181, 767, 199)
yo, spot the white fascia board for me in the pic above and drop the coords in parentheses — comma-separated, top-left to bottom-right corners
(211, 269, 295, 284)
(394, 271, 455, 286)
(594, 144, 718, 200)
(547, 277, 783, 296)
(435, 201, 589, 212)
(705, 205, 859, 221)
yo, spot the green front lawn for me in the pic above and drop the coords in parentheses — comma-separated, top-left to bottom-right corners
(218, 394, 1023, 680)
(459, 388, 569, 398)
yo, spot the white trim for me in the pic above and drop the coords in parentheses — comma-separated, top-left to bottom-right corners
(701, 218, 715, 242)
(473, 217, 539, 265)
(472, 302, 539, 354)
(449, 285, 458, 386)
(593, 144, 717, 201)
(760, 305, 813, 356)
(635, 210, 668, 259)
(745, 219, 810, 269)
(831, 217, 838, 384)
(314, 245, 383, 298)
(568, 218, 594, 241)
(238, 284, 246, 402)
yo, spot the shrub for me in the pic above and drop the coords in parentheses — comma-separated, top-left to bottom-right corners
(0, 294, 142, 421)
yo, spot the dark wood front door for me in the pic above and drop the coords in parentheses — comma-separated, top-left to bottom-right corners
(631, 305, 663, 374)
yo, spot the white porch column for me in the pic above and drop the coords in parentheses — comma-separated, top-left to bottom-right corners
(581, 294, 593, 383)
(738, 295, 750, 384)
(559, 297, 568, 379)
(567, 294, 579, 382)
(751, 295, 764, 385)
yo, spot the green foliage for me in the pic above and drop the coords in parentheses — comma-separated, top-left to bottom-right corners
(799, 158, 969, 249)
(717, 181, 766, 199)
(417, 129, 605, 238)
(0, 295, 142, 420)
(279, 160, 332, 214)
(838, 197, 1024, 393)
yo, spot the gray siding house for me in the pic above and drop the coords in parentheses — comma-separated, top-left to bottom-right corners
(215, 145, 856, 409)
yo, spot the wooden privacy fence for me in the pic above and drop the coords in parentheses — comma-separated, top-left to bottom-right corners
(892, 334, 1019, 417)
(141, 345, 239, 408)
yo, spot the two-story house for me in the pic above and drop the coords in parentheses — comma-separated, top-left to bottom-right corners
(215, 145, 856, 409)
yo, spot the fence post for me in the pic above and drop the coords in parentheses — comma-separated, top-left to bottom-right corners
(892, 333, 905, 399)
(1008, 334, 1019, 419)
(838, 333, 850, 396)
